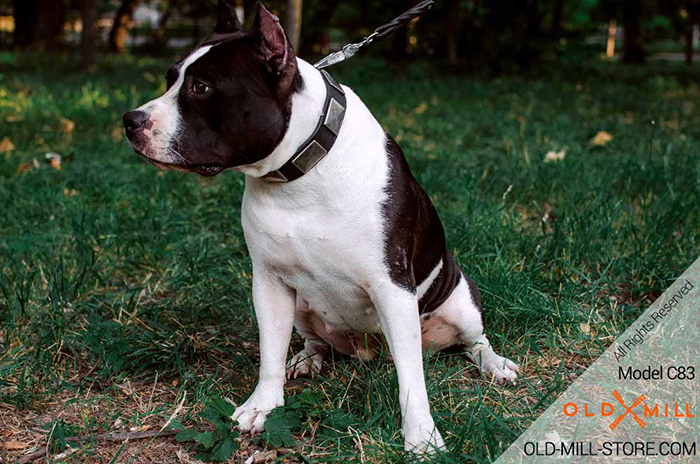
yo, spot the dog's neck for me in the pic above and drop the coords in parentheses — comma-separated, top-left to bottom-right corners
(235, 59, 326, 179)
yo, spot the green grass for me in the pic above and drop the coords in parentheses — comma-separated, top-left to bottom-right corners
(1, 51, 699, 463)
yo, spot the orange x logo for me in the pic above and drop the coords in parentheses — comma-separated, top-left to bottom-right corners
(609, 390, 647, 430)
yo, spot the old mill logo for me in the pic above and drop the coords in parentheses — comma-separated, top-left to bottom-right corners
(563, 390, 694, 430)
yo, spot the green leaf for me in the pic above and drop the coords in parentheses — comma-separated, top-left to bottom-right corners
(286, 390, 323, 418)
(320, 411, 356, 438)
(207, 397, 235, 419)
(175, 428, 198, 442)
(259, 408, 300, 448)
(199, 408, 226, 430)
(208, 432, 239, 462)
(194, 431, 217, 448)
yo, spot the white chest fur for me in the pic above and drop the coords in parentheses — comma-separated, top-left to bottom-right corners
(240, 60, 391, 333)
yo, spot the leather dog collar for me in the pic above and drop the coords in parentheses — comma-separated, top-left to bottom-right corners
(263, 70, 346, 182)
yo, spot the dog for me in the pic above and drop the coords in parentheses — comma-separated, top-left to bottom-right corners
(123, 1, 518, 454)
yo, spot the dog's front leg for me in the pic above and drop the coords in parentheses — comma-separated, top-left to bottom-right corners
(233, 267, 296, 433)
(370, 283, 445, 455)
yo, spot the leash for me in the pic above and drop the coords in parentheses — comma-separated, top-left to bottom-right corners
(314, 0, 435, 70)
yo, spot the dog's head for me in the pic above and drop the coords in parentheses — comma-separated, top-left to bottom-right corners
(123, 1, 300, 176)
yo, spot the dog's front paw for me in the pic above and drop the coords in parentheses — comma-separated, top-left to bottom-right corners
(286, 349, 323, 379)
(232, 390, 283, 434)
(480, 354, 519, 383)
(403, 420, 445, 456)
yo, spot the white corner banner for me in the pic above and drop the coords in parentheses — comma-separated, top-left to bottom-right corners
(494, 257, 700, 463)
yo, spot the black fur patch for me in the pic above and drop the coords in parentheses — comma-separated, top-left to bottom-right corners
(169, 37, 301, 172)
(380, 134, 462, 313)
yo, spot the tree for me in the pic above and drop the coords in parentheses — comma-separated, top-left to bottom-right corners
(446, 0, 459, 64)
(286, 0, 302, 50)
(109, 0, 141, 53)
(13, 0, 65, 49)
(551, 0, 564, 39)
(621, 0, 646, 63)
(298, 1, 341, 56)
(13, 0, 37, 47)
(37, 0, 66, 49)
(152, 0, 179, 48)
(81, 0, 97, 71)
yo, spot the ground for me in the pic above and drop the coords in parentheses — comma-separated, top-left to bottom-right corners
(0, 52, 699, 463)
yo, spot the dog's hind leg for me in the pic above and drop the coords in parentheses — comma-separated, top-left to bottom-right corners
(423, 273, 519, 382)
(286, 300, 331, 379)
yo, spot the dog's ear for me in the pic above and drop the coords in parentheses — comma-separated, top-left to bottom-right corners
(215, 0, 244, 34)
(249, 2, 296, 80)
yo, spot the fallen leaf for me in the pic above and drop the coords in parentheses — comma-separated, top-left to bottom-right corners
(592, 131, 613, 146)
(16, 163, 34, 175)
(45, 152, 63, 170)
(59, 117, 75, 135)
(541, 203, 553, 223)
(4, 440, 29, 450)
(580, 322, 591, 334)
(683, 101, 694, 115)
(544, 149, 566, 163)
(245, 450, 277, 464)
(0, 137, 15, 153)
(112, 125, 124, 142)
(414, 102, 428, 114)
(661, 119, 681, 131)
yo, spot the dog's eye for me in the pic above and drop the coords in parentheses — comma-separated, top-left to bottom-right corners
(192, 81, 210, 95)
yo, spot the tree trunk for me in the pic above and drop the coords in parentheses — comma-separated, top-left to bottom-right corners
(551, 0, 564, 38)
(446, 0, 459, 64)
(285, 0, 302, 51)
(36, 0, 65, 49)
(622, 0, 645, 63)
(606, 19, 617, 58)
(109, 0, 141, 53)
(389, 0, 414, 60)
(13, 0, 37, 47)
(81, 0, 97, 71)
(299, 1, 340, 56)
(153, 0, 177, 47)
(685, 24, 693, 65)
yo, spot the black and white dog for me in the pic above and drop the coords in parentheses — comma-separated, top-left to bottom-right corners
(123, 1, 518, 454)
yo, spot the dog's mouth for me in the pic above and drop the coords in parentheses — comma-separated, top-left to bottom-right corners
(191, 163, 224, 177)
(144, 157, 224, 177)
(129, 143, 224, 177)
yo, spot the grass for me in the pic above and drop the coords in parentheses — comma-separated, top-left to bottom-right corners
(0, 50, 699, 463)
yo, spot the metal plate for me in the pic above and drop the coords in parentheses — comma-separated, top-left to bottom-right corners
(292, 140, 328, 173)
(263, 170, 288, 182)
(324, 98, 345, 136)
(321, 70, 344, 95)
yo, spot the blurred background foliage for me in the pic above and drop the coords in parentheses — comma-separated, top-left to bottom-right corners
(0, 0, 699, 73)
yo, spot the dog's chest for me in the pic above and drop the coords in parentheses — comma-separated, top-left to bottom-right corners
(242, 169, 389, 333)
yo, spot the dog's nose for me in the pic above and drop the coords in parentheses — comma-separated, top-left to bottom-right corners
(123, 110, 149, 135)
